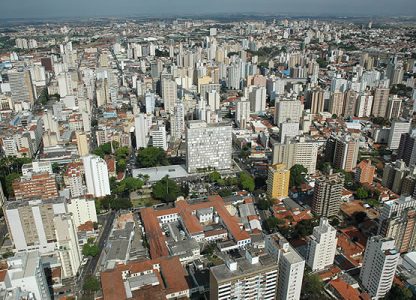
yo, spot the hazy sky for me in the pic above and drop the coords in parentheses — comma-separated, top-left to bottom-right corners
(1, 0, 415, 19)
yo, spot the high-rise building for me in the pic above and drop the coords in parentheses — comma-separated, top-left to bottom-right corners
(311, 172, 344, 217)
(382, 159, 411, 194)
(64, 162, 86, 198)
(76, 131, 89, 156)
(386, 95, 402, 119)
(382, 208, 416, 253)
(4, 198, 81, 279)
(388, 120, 411, 150)
(161, 78, 177, 113)
(265, 233, 305, 300)
(267, 164, 290, 199)
(206, 90, 220, 111)
(279, 121, 299, 143)
(274, 99, 303, 126)
(372, 88, 390, 117)
(309, 88, 325, 115)
(342, 90, 358, 117)
(355, 93, 373, 117)
(272, 137, 319, 174)
(306, 218, 337, 271)
(398, 132, 416, 167)
(235, 100, 251, 129)
(135, 113, 150, 149)
(378, 195, 416, 233)
(8, 69, 35, 105)
(329, 91, 344, 116)
(2, 251, 51, 300)
(145, 92, 156, 114)
(12, 172, 58, 201)
(210, 249, 278, 300)
(152, 125, 168, 151)
(325, 135, 359, 172)
(355, 160, 375, 185)
(82, 155, 111, 198)
(249, 86, 267, 113)
(360, 236, 399, 299)
(171, 99, 185, 140)
(185, 121, 232, 173)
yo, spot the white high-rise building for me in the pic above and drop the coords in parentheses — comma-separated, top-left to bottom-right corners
(360, 236, 400, 299)
(152, 125, 168, 151)
(274, 99, 303, 125)
(82, 155, 111, 197)
(279, 121, 299, 143)
(161, 79, 177, 113)
(249, 86, 267, 113)
(145, 92, 156, 114)
(4, 251, 51, 300)
(306, 218, 337, 271)
(135, 113, 150, 149)
(235, 100, 251, 129)
(206, 90, 220, 111)
(171, 100, 185, 140)
(388, 120, 411, 150)
(186, 121, 232, 173)
(265, 233, 305, 300)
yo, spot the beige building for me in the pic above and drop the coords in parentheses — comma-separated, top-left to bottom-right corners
(267, 164, 290, 199)
(311, 172, 344, 217)
(76, 131, 89, 156)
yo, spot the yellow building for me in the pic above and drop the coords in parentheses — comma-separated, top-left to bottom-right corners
(76, 132, 89, 157)
(197, 76, 212, 93)
(267, 164, 290, 199)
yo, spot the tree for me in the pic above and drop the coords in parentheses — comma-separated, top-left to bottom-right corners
(257, 198, 272, 210)
(301, 272, 328, 300)
(152, 176, 181, 202)
(353, 211, 367, 223)
(82, 243, 99, 257)
(356, 187, 369, 199)
(239, 172, 255, 192)
(293, 219, 315, 238)
(329, 218, 340, 227)
(4, 172, 20, 197)
(384, 284, 413, 300)
(137, 147, 168, 168)
(265, 216, 281, 232)
(112, 177, 143, 195)
(52, 162, 60, 173)
(109, 197, 132, 210)
(290, 164, 307, 187)
(116, 159, 126, 172)
(83, 276, 100, 293)
(208, 171, 221, 183)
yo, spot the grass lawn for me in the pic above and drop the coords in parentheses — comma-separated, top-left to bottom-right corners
(131, 198, 159, 208)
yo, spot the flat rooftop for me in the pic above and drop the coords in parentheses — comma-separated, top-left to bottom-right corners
(132, 165, 189, 182)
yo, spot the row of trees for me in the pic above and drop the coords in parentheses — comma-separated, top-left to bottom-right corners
(0, 156, 32, 198)
(208, 171, 255, 192)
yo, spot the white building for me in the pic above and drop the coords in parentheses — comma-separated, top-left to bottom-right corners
(388, 120, 411, 150)
(21, 161, 53, 177)
(280, 121, 299, 143)
(134, 113, 150, 149)
(82, 155, 111, 198)
(360, 236, 400, 299)
(171, 100, 185, 140)
(249, 86, 267, 113)
(66, 198, 98, 228)
(206, 90, 220, 111)
(186, 121, 232, 173)
(161, 79, 177, 113)
(274, 99, 303, 125)
(152, 125, 168, 151)
(235, 99, 251, 129)
(4, 251, 51, 300)
(265, 233, 305, 300)
(306, 218, 337, 271)
(145, 92, 156, 114)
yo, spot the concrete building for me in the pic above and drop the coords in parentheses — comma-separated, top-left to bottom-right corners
(235, 100, 251, 129)
(325, 135, 359, 172)
(267, 164, 290, 199)
(309, 88, 325, 115)
(12, 172, 58, 201)
(152, 125, 168, 151)
(185, 121, 232, 173)
(355, 160, 375, 185)
(161, 78, 177, 113)
(207, 90, 220, 111)
(171, 99, 185, 140)
(306, 218, 337, 271)
(64, 162, 85, 198)
(382, 160, 412, 194)
(272, 137, 319, 174)
(76, 131, 89, 156)
(82, 155, 111, 198)
(343, 90, 358, 117)
(311, 172, 344, 217)
(388, 120, 411, 150)
(329, 91, 344, 116)
(3, 251, 51, 300)
(249, 86, 267, 113)
(21, 161, 53, 177)
(386, 95, 402, 119)
(265, 233, 305, 300)
(398, 132, 416, 167)
(360, 236, 399, 299)
(279, 121, 299, 143)
(210, 249, 278, 300)
(372, 87, 390, 117)
(135, 113, 150, 149)
(274, 99, 303, 125)
(8, 69, 35, 105)
(66, 198, 98, 228)
(382, 208, 416, 253)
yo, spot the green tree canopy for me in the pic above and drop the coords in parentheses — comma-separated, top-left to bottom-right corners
(82, 243, 99, 257)
(152, 176, 181, 202)
(239, 172, 255, 192)
(384, 284, 413, 300)
(208, 171, 221, 182)
(137, 147, 168, 168)
(83, 276, 100, 293)
(301, 272, 329, 299)
(290, 164, 307, 187)
(356, 187, 369, 199)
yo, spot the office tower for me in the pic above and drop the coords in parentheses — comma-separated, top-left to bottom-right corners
(145, 92, 156, 114)
(4, 198, 81, 278)
(265, 233, 305, 300)
(185, 121, 232, 173)
(249, 86, 267, 113)
(329, 91, 344, 116)
(8, 69, 35, 105)
(398, 133, 416, 167)
(279, 121, 299, 143)
(206, 90, 220, 111)
(272, 137, 319, 174)
(388, 119, 411, 150)
(161, 78, 177, 113)
(355, 160, 375, 184)
(76, 131, 89, 156)
(343, 90, 358, 117)
(82, 155, 111, 197)
(372, 88, 390, 117)
(12, 172, 58, 201)
(64, 163, 86, 198)
(267, 164, 290, 199)
(235, 100, 251, 129)
(360, 236, 399, 299)
(386, 95, 402, 119)
(274, 99, 303, 125)
(171, 99, 185, 140)
(210, 249, 278, 300)
(306, 218, 337, 271)
(325, 135, 359, 172)
(3, 251, 51, 300)
(382, 208, 416, 253)
(309, 88, 325, 114)
(355, 94, 373, 117)
(152, 125, 168, 151)
(135, 113, 150, 149)
(312, 172, 344, 217)
(382, 160, 412, 194)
